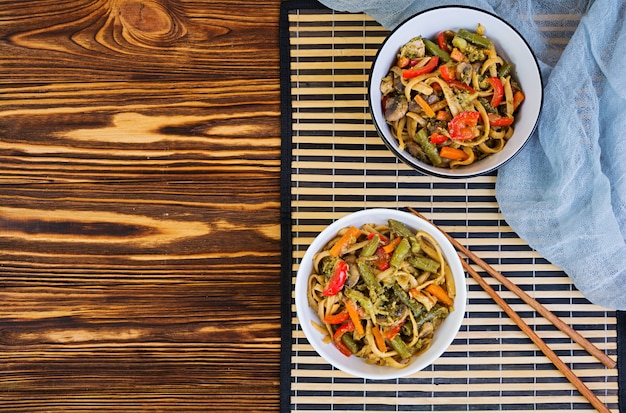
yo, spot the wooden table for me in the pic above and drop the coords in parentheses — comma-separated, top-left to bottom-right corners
(1, 1, 283, 411)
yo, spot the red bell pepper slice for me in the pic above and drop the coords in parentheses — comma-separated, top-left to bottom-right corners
(382, 319, 406, 341)
(333, 321, 355, 356)
(437, 31, 450, 52)
(487, 77, 504, 107)
(323, 309, 350, 324)
(374, 246, 390, 271)
(322, 259, 348, 296)
(402, 56, 439, 79)
(367, 231, 388, 243)
(487, 113, 514, 127)
(448, 111, 480, 141)
(429, 132, 448, 144)
(439, 64, 454, 81)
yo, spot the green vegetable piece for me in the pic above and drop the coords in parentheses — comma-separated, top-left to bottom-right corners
(360, 234, 380, 258)
(451, 35, 467, 51)
(344, 288, 377, 321)
(457, 28, 492, 49)
(318, 256, 340, 278)
(416, 305, 449, 329)
(389, 335, 412, 359)
(498, 61, 513, 78)
(409, 237, 421, 254)
(388, 219, 414, 238)
(341, 333, 359, 354)
(414, 128, 443, 166)
(408, 256, 440, 273)
(356, 260, 382, 293)
(390, 238, 411, 268)
(391, 283, 425, 319)
(423, 38, 450, 62)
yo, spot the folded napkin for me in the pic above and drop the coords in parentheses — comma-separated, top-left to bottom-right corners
(318, 0, 626, 310)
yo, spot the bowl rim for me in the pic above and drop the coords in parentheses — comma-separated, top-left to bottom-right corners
(294, 208, 467, 380)
(367, 5, 543, 179)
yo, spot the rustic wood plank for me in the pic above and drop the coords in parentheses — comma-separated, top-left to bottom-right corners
(0, 0, 284, 411)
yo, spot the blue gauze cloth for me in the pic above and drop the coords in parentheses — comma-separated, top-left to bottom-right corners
(318, 0, 626, 310)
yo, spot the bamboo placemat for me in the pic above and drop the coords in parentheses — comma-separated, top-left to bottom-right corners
(279, 1, 620, 411)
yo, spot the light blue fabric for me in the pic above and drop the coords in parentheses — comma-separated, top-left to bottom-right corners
(319, 0, 626, 310)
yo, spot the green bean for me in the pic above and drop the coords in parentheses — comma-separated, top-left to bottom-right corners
(416, 305, 449, 329)
(390, 238, 411, 268)
(457, 28, 492, 49)
(344, 288, 376, 321)
(423, 38, 450, 62)
(414, 128, 442, 166)
(409, 236, 421, 254)
(360, 234, 380, 257)
(391, 283, 425, 318)
(498, 61, 513, 78)
(356, 260, 382, 293)
(388, 219, 414, 238)
(408, 256, 440, 273)
(341, 333, 359, 354)
(389, 335, 412, 359)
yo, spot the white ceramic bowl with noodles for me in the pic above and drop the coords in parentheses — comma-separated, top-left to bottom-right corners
(294, 209, 466, 380)
(368, 6, 542, 178)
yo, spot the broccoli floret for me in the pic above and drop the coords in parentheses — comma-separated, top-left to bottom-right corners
(464, 43, 486, 62)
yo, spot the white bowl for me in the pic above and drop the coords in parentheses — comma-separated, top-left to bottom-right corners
(294, 209, 467, 380)
(368, 6, 543, 178)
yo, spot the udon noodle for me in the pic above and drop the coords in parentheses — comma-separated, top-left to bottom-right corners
(380, 25, 525, 168)
(307, 219, 456, 368)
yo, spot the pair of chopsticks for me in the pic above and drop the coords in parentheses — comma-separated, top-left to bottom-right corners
(408, 207, 615, 413)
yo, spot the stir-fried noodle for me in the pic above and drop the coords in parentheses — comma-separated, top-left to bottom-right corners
(380, 25, 525, 168)
(307, 219, 456, 368)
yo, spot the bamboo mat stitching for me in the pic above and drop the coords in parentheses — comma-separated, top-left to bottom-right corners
(282, 5, 618, 413)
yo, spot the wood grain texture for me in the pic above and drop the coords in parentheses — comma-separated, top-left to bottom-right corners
(0, 0, 283, 411)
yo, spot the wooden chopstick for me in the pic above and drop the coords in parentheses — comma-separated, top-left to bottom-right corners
(460, 258, 612, 413)
(408, 207, 616, 369)
(407, 207, 615, 413)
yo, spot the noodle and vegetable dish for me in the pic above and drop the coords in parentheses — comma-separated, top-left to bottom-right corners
(380, 25, 525, 168)
(307, 219, 456, 368)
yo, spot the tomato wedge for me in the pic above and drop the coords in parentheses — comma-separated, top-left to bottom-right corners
(448, 111, 480, 141)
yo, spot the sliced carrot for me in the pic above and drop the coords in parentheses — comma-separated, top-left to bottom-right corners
(345, 298, 364, 335)
(436, 110, 451, 121)
(450, 48, 466, 62)
(425, 283, 454, 306)
(329, 226, 361, 257)
(323, 309, 350, 324)
(382, 236, 402, 254)
(371, 325, 387, 352)
(413, 94, 436, 118)
(439, 146, 469, 161)
(513, 90, 525, 110)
